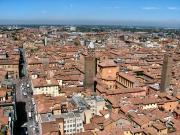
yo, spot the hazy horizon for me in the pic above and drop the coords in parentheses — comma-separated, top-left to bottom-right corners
(0, 19, 180, 28)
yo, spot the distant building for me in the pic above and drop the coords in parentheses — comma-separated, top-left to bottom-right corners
(39, 112, 84, 135)
(116, 72, 138, 88)
(40, 117, 64, 135)
(44, 36, 47, 46)
(0, 49, 20, 79)
(31, 78, 59, 96)
(160, 54, 173, 92)
(98, 60, 119, 89)
(61, 112, 84, 134)
(72, 94, 105, 124)
(70, 26, 76, 32)
(84, 96, 105, 123)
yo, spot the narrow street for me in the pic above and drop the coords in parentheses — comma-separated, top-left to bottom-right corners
(14, 48, 39, 135)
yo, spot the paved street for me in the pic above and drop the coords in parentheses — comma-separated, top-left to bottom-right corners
(16, 78, 40, 135)
(15, 48, 39, 135)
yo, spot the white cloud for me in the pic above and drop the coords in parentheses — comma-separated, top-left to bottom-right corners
(168, 7, 179, 10)
(142, 7, 160, 10)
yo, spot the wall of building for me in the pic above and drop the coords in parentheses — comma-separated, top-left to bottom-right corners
(96, 101, 106, 116)
(84, 109, 92, 124)
(102, 80, 116, 89)
(0, 64, 19, 79)
(160, 101, 179, 111)
(33, 86, 59, 96)
(100, 66, 118, 80)
(131, 91, 146, 97)
(58, 122, 64, 135)
(157, 128, 168, 135)
(64, 115, 84, 134)
(116, 75, 134, 88)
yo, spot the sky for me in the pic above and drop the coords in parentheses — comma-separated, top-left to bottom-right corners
(0, 0, 180, 26)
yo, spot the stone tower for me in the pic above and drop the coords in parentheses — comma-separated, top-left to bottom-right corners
(84, 43, 97, 90)
(160, 54, 173, 92)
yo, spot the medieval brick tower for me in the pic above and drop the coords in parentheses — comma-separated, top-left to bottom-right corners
(160, 54, 173, 92)
(84, 43, 97, 90)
